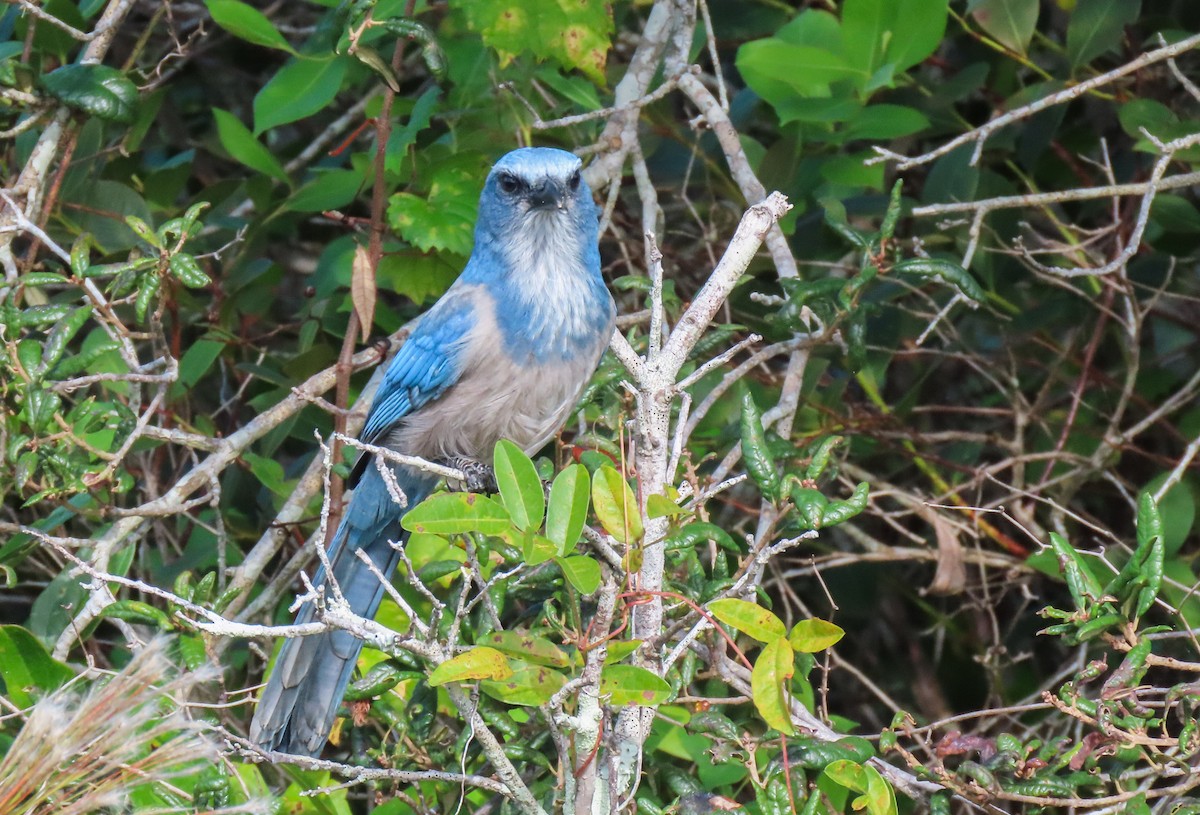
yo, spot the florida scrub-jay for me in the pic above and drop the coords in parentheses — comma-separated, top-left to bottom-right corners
(250, 147, 616, 756)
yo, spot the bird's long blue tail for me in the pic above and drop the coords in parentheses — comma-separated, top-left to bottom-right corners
(250, 459, 432, 756)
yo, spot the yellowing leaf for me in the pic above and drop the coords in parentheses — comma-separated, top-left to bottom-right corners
(789, 618, 845, 653)
(591, 465, 643, 543)
(709, 598, 787, 643)
(750, 637, 795, 735)
(478, 631, 570, 668)
(427, 646, 512, 686)
(480, 665, 566, 706)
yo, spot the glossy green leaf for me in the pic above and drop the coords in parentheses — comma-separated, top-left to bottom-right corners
(212, 108, 289, 185)
(402, 493, 512, 536)
(41, 64, 138, 124)
(709, 598, 787, 643)
(750, 637, 795, 735)
(599, 664, 671, 706)
(253, 55, 347, 134)
(591, 465, 643, 544)
(1050, 531, 1104, 610)
(205, 0, 296, 54)
(1067, 0, 1140, 69)
(547, 464, 590, 553)
(427, 646, 512, 686)
(789, 618, 846, 653)
(555, 554, 601, 594)
(168, 253, 211, 287)
(662, 522, 739, 553)
(493, 439, 545, 532)
(100, 599, 174, 629)
(740, 389, 780, 503)
(892, 257, 985, 302)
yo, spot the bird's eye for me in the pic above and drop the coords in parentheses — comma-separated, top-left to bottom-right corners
(497, 173, 520, 194)
(568, 170, 581, 191)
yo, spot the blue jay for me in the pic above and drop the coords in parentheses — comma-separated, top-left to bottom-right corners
(250, 147, 616, 756)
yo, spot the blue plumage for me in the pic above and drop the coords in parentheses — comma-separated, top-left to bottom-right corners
(250, 148, 616, 756)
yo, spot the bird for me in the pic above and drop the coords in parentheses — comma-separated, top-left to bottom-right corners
(250, 147, 616, 757)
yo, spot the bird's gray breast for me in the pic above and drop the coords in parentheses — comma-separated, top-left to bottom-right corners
(385, 285, 608, 462)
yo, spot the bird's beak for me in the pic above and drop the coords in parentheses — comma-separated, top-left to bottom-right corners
(528, 179, 566, 210)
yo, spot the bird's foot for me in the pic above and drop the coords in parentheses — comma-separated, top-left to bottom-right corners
(442, 457, 497, 494)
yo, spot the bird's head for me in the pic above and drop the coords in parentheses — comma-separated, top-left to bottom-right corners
(478, 147, 596, 233)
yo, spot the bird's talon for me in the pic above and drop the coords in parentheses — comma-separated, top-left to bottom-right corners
(443, 457, 497, 493)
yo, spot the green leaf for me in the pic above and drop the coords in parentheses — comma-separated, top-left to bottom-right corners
(244, 452, 289, 498)
(480, 664, 566, 706)
(1067, 0, 1140, 70)
(968, 0, 1038, 56)
(401, 493, 512, 536)
(841, 0, 891, 81)
(386, 87, 441, 173)
(823, 760, 898, 815)
(212, 108, 289, 185)
(789, 618, 845, 653)
(41, 64, 138, 124)
(750, 637, 795, 735)
(522, 533, 558, 566)
(844, 105, 930, 140)
(168, 253, 211, 287)
(253, 55, 348, 134)
(884, 0, 949, 72)
(546, 464, 590, 553)
(662, 522, 739, 553)
(1144, 473, 1196, 555)
(178, 339, 225, 388)
(0, 624, 74, 707)
(101, 599, 174, 629)
(1050, 531, 1104, 610)
(282, 169, 365, 214)
(602, 640, 641, 664)
(709, 598, 787, 643)
(591, 465, 643, 544)
(427, 646, 513, 686)
(478, 631, 570, 668)
(461, 0, 613, 83)
(740, 389, 780, 503)
(493, 439, 545, 532)
(205, 0, 296, 54)
(737, 40, 865, 102)
(556, 554, 601, 594)
(892, 257, 985, 302)
(387, 158, 480, 255)
(599, 664, 671, 706)
(646, 493, 688, 518)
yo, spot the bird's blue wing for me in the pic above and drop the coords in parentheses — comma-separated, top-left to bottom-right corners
(359, 291, 476, 448)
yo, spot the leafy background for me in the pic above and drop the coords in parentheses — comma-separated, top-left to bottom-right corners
(2, 0, 1200, 813)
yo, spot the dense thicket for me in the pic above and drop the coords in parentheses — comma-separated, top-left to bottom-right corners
(2, 1, 1199, 813)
